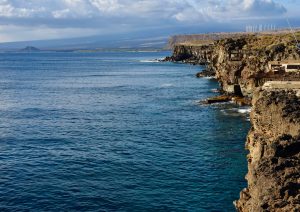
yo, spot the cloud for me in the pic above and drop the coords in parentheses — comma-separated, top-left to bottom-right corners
(242, 0, 286, 15)
(0, 0, 287, 23)
(90, 0, 121, 13)
(0, 0, 292, 42)
(173, 0, 287, 22)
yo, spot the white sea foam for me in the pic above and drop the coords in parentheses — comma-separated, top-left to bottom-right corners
(203, 76, 215, 79)
(211, 89, 219, 93)
(140, 59, 160, 63)
(160, 83, 174, 88)
(238, 108, 251, 114)
(218, 106, 251, 121)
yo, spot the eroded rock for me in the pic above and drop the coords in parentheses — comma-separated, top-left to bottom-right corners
(167, 33, 300, 97)
(235, 90, 300, 212)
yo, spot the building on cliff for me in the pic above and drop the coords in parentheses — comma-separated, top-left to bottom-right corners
(268, 60, 300, 73)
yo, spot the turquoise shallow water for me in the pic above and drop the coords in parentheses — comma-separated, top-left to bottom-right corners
(0, 51, 250, 211)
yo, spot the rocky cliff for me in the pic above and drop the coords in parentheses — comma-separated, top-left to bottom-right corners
(235, 89, 300, 211)
(211, 35, 300, 97)
(165, 44, 214, 65)
(167, 32, 300, 211)
(167, 32, 300, 97)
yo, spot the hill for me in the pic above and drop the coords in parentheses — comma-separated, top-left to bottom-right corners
(20, 46, 41, 52)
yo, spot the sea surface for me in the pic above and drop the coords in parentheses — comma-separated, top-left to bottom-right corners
(0, 51, 250, 211)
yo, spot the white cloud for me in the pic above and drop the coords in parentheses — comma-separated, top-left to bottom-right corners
(90, 0, 122, 13)
(172, 0, 287, 22)
(0, 0, 287, 21)
(52, 9, 71, 19)
(242, 0, 286, 15)
(0, 0, 293, 42)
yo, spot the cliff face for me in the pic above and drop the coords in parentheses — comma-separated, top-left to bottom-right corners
(168, 33, 300, 97)
(165, 44, 213, 65)
(235, 89, 300, 211)
(211, 36, 300, 97)
(168, 33, 300, 211)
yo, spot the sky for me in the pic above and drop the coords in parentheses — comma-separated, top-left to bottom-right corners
(0, 0, 299, 42)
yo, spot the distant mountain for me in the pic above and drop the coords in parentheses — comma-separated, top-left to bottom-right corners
(0, 23, 244, 51)
(0, 34, 169, 51)
(20, 46, 41, 52)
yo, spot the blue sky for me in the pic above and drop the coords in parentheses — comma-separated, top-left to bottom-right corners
(0, 0, 299, 42)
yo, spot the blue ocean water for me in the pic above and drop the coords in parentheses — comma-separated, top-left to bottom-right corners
(0, 51, 250, 211)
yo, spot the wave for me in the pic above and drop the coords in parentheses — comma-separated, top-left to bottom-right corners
(211, 89, 219, 93)
(218, 106, 251, 121)
(221, 107, 251, 114)
(160, 83, 174, 88)
(139, 59, 160, 63)
(203, 76, 216, 79)
(238, 108, 251, 114)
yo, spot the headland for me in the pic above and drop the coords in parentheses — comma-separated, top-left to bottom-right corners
(165, 30, 300, 211)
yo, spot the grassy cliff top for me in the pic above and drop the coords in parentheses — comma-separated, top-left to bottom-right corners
(177, 40, 214, 46)
(243, 31, 300, 51)
(170, 30, 300, 50)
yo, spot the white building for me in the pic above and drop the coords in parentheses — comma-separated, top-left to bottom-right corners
(268, 61, 300, 73)
(282, 63, 300, 72)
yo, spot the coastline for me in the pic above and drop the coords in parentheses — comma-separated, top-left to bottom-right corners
(165, 32, 300, 211)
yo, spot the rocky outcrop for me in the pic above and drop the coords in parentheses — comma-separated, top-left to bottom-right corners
(235, 89, 300, 211)
(165, 44, 214, 65)
(167, 32, 300, 210)
(167, 33, 300, 97)
(196, 69, 216, 78)
(210, 36, 300, 97)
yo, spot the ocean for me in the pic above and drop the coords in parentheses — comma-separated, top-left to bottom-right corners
(0, 51, 250, 211)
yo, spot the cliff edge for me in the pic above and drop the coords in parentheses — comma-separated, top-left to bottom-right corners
(166, 32, 300, 210)
(166, 32, 300, 98)
(235, 88, 300, 211)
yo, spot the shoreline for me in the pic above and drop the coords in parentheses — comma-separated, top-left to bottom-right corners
(165, 32, 300, 211)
